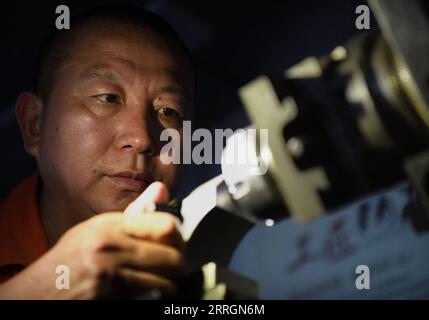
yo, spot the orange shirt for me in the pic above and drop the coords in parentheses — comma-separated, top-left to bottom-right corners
(0, 173, 50, 284)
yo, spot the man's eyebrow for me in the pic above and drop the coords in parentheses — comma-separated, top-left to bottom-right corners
(158, 85, 192, 102)
(79, 68, 129, 83)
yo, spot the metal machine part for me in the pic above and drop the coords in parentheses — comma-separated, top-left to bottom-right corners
(181, 2, 429, 269)
(370, 0, 429, 131)
(239, 78, 330, 223)
(220, 0, 429, 224)
(174, 1, 429, 300)
(175, 0, 429, 284)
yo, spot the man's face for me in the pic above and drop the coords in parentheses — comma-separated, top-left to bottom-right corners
(36, 23, 194, 217)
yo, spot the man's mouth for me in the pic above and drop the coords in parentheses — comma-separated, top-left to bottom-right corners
(106, 171, 154, 192)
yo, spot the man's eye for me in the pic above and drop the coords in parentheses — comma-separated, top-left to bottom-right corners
(96, 94, 120, 104)
(158, 107, 181, 119)
(157, 107, 184, 129)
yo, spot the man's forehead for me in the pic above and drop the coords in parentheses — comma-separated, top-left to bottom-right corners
(73, 24, 186, 69)
(67, 23, 194, 89)
(79, 54, 176, 78)
(70, 55, 193, 104)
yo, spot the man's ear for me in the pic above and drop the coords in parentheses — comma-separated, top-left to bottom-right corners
(15, 92, 44, 159)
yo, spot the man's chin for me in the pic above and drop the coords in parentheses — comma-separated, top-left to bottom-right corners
(90, 191, 141, 214)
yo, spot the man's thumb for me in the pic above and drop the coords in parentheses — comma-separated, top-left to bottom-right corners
(124, 181, 169, 216)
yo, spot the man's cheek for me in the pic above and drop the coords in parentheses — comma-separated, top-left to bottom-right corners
(50, 114, 106, 179)
(62, 113, 105, 153)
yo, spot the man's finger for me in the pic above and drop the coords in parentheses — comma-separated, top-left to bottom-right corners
(123, 212, 184, 250)
(117, 239, 186, 277)
(124, 182, 169, 216)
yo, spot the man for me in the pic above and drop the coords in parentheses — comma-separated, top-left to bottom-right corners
(0, 5, 194, 299)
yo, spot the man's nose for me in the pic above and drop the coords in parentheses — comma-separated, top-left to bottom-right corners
(114, 109, 157, 155)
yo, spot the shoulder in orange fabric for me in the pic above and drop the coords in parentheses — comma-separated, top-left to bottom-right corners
(0, 173, 50, 283)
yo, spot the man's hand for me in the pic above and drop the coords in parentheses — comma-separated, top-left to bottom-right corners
(0, 182, 185, 299)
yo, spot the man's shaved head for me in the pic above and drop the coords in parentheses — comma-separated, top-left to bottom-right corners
(34, 4, 194, 101)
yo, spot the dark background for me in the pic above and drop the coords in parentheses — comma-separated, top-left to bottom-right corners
(0, 0, 369, 198)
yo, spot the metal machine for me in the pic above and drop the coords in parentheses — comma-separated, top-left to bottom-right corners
(177, 0, 429, 299)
